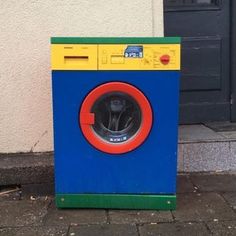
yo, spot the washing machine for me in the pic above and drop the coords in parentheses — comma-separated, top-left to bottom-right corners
(51, 37, 181, 210)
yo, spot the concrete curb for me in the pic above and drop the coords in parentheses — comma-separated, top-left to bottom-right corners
(178, 141, 236, 172)
(0, 152, 54, 186)
(1, 140, 236, 189)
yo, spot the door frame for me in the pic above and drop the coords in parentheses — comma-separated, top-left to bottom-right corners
(230, 0, 236, 121)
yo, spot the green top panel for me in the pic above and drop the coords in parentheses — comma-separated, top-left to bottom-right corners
(51, 37, 181, 44)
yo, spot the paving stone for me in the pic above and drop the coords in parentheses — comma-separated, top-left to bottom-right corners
(178, 125, 224, 142)
(139, 222, 210, 236)
(229, 142, 236, 170)
(183, 142, 233, 172)
(177, 144, 184, 172)
(205, 122, 236, 132)
(177, 175, 195, 193)
(222, 192, 236, 210)
(207, 221, 236, 236)
(0, 198, 51, 227)
(173, 193, 236, 222)
(0, 226, 68, 236)
(0, 186, 21, 201)
(69, 224, 138, 236)
(191, 174, 236, 192)
(219, 131, 236, 140)
(109, 210, 173, 224)
(21, 182, 54, 197)
(0, 228, 14, 236)
(44, 202, 106, 226)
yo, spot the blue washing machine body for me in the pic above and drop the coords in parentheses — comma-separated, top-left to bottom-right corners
(52, 70, 180, 195)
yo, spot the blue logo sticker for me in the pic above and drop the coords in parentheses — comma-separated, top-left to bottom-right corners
(124, 45, 143, 58)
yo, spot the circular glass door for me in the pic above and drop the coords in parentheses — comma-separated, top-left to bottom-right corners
(79, 82, 153, 154)
(91, 92, 142, 143)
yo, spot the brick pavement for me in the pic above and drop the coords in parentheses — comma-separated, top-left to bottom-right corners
(0, 173, 236, 236)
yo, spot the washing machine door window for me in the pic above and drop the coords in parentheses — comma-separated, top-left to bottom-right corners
(79, 82, 153, 154)
(91, 92, 142, 143)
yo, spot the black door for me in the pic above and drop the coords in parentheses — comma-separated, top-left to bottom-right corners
(164, 0, 230, 124)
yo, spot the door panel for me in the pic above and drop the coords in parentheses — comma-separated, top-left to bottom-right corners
(181, 37, 221, 91)
(164, 0, 230, 123)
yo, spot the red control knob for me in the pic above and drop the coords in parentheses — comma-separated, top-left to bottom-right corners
(160, 54, 170, 65)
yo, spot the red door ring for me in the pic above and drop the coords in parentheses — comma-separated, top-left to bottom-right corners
(79, 82, 153, 154)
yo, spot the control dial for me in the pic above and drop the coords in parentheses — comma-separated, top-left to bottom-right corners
(160, 54, 170, 65)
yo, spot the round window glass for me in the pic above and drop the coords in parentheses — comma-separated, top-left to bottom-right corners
(91, 92, 142, 143)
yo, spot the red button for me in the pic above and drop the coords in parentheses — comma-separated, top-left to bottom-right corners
(160, 54, 170, 65)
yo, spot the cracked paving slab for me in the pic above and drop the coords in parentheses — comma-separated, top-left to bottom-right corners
(222, 192, 236, 210)
(69, 224, 138, 236)
(0, 197, 51, 227)
(177, 175, 196, 193)
(109, 210, 173, 224)
(43, 201, 107, 226)
(173, 193, 236, 222)
(190, 174, 236, 192)
(139, 222, 211, 236)
(0, 226, 68, 236)
(206, 220, 236, 236)
(0, 187, 21, 202)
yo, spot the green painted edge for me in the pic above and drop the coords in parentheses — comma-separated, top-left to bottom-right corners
(51, 37, 181, 44)
(56, 194, 176, 210)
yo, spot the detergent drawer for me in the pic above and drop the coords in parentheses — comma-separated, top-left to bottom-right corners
(51, 44, 98, 70)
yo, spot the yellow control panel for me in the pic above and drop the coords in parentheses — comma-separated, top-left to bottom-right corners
(98, 44, 180, 70)
(51, 44, 180, 70)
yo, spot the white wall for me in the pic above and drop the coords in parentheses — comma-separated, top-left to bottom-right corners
(0, 0, 163, 153)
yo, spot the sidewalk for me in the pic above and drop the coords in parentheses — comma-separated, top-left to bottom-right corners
(0, 173, 236, 236)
